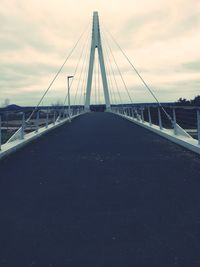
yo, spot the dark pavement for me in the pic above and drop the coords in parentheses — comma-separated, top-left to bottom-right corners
(0, 112, 200, 267)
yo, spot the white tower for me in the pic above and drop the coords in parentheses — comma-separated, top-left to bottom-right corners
(84, 12, 111, 111)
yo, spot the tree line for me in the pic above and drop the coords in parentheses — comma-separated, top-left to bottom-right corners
(176, 95, 200, 106)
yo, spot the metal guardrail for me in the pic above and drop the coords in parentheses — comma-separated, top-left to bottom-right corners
(0, 107, 85, 148)
(111, 105, 200, 144)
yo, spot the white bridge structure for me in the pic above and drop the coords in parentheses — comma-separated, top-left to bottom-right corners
(85, 12, 110, 111)
(0, 11, 200, 159)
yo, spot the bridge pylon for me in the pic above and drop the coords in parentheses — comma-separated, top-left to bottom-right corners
(84, 11, 111, 111)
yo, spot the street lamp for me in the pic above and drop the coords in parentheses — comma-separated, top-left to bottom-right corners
(67, 75, 74, 121)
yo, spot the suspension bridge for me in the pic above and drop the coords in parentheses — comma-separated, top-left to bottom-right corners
(0, 12, 200, 267)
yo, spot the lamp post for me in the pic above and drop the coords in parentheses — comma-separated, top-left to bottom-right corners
(67, 75, 74, 122)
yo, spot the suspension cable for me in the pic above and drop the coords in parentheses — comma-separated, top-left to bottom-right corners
(103, 27, 173, 122)
(73, 32, 90, 106)
(63, 29, 90, 107)
(26, 23, 90, 122)
(102, 32, 123, 105)
(78, 43, 90, 106)
(102, 30, 134, 105)
(102, 38, 117, 105)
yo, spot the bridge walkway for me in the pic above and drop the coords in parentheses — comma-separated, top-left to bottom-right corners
(0, 112, 200, 266)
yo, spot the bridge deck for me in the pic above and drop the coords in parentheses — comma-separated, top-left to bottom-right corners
(0, 112, 200, 267)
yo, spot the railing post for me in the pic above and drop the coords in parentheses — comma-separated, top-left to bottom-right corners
(173, 108, 177, 135)
(148, 107, 152, 126)
(35, 111, 39, 133)
(68, 108, 71, 122)
(197, 110, 200, 145)
(53, 112, 56, 125)
(141, 108, 144, 123)
(58, 109, 61, 122)
(0, 115, 1, 151)
(129, 108, 132, 117)
(130, 108, 133, 118)
(136, 109, 140, 121)
(133, 109, 136, 119)
(127, 108, 130, 117)
(21, 112, 25, 139)
(46, 111, 49, 129)
(133, 108, 136, 119)
(158, 108, 163, 130)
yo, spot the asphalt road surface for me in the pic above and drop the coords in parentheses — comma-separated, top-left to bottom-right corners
(0, 112, 200, 267)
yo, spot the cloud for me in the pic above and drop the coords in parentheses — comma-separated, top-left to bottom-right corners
(0, 0, 200, 105)
(182, 61, 200, 71)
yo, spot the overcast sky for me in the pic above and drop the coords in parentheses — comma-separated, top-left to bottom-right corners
(0, 0, 200, 106)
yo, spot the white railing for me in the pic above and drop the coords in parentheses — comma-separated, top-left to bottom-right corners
(111, 105, 200, 155)
(0, 107, 86, 159)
